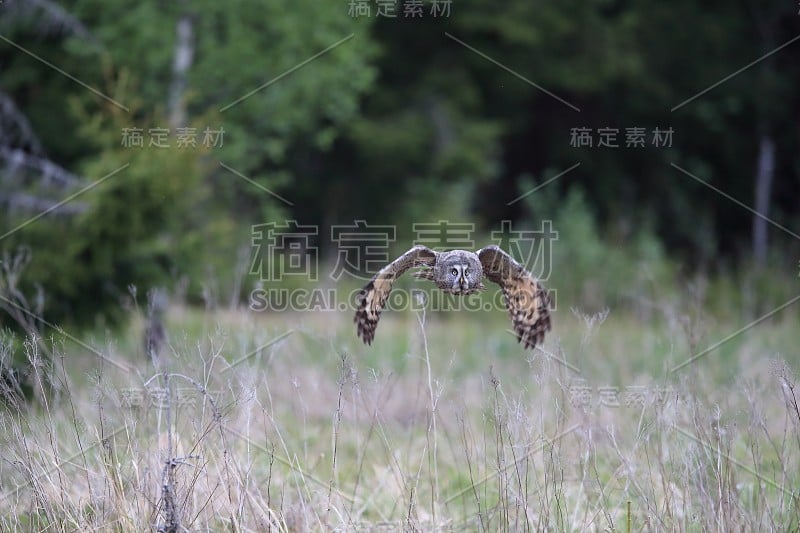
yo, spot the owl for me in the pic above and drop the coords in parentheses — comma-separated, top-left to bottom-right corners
(354, 245, 551, 349)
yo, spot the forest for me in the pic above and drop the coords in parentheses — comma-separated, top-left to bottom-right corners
(1, 0, 798, 325)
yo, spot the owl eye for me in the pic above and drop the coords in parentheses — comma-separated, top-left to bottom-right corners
(451, 268, 458, 276)
(465, 268, 471, 275)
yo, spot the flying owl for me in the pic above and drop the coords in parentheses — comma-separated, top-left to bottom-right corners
(354, 245, 551, 349)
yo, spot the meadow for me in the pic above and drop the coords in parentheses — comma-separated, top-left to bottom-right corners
(1, 281, 798, 532)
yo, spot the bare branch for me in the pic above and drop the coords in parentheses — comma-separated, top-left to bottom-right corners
(0, 192, 86, 215)
(0, 147, 81, 189)
(0, 91, 43, 155)
(0, 248, 46, 339)
(0, 0, 100, 47)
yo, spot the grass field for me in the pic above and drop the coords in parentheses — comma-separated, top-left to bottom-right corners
(1, 288, 799, 531)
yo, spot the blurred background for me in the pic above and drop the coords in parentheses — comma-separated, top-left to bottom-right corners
(1, 0, 798, 330)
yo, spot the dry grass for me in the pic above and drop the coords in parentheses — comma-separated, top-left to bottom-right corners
(0, 296, 799, 531)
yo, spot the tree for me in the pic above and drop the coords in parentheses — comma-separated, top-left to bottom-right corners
(1, 0, 379, 326)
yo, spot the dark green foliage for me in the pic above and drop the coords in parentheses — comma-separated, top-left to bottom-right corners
(1, 0, 377, 329)
(0, 0, 798, 333)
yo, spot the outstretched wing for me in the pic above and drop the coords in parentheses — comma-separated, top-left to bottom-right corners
(477, 245, 551, 349)
(355, 245, 437, 345)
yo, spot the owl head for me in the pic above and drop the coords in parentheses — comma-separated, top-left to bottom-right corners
(434, 250, 484, 294)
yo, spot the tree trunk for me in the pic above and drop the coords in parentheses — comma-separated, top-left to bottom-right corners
(168, 12, 194, 130)
(752, 133, 775, 266)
